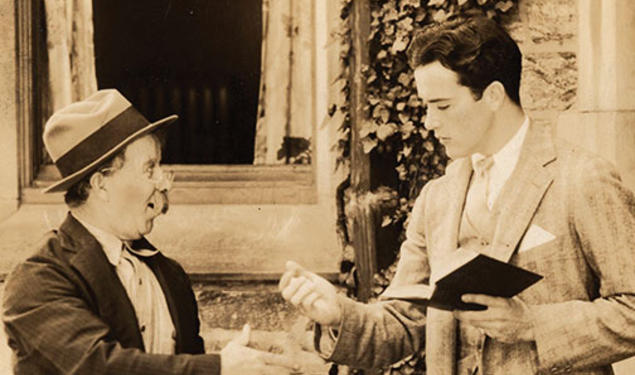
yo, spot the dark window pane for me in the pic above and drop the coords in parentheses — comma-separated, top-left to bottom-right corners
(93, 0, 262, 164)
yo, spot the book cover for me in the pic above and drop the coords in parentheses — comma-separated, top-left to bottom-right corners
(381, 252, 543, 311)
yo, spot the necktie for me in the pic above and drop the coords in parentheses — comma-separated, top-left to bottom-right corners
(120, 242, 158, 322)
(119, 243, 175, 354)
(466, 155, 494, 216)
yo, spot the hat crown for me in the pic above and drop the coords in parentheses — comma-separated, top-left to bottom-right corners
(43, 89, 132, 162)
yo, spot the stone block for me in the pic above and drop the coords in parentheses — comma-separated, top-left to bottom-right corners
(558, 110, 635, 192)
(524, 0, 577, 45)
(501, 3, 525, 46)
(521, 52, 577, 112)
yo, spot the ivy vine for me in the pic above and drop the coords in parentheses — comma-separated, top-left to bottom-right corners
(331, 0, 518, 374)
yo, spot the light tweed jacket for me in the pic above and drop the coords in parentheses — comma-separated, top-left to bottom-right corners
(321, 124, 635, 374)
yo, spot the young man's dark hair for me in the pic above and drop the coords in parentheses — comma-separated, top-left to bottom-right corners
(407, 15, 522, 106)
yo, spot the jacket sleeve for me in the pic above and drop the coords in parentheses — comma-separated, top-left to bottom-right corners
(530, 157, 635, 373)
(314, 183, 433, 370)
(2, 257, 220, 375)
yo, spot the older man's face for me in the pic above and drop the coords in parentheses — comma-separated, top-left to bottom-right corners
(102, 135, 170, 240)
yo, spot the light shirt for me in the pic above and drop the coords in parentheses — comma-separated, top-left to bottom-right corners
(74, 215, 176, 354)
(470, 116, 530, 210)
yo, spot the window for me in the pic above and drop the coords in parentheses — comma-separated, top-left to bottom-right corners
(93, 0, 262, 164)
(22, 0, 316, 204)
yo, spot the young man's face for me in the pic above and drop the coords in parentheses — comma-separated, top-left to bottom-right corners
(102, 135, 170, 240)
(414, 61, 494, 159)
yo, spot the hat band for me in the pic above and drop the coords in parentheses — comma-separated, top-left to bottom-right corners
(55, 106, 150, 177)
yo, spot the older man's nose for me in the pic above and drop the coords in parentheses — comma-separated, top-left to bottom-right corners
(154, 169, 174, 192)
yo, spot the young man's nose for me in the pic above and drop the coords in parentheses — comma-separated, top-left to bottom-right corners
(424, 114, 440, 131)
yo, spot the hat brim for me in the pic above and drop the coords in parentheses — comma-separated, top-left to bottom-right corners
(42, 114, 178, 194)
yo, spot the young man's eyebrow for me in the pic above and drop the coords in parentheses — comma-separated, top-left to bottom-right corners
(427, 98, 450, 103)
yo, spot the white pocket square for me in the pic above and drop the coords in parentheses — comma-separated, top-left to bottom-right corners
(519, 224, 556, 253)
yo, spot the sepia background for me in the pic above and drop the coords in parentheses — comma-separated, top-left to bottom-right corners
(0, 0, 634, 373)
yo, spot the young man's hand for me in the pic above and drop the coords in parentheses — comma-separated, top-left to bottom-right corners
(279, 261, 343, 327)
(453, 294, 536, 343)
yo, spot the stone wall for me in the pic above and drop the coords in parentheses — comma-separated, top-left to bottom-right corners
(505, 0, 578, 127)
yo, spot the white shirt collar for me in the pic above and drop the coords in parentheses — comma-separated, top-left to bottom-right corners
(73, 214, 124, 266)
(471, 116, 529, 173)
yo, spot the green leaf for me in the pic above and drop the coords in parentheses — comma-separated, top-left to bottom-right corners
(391, 35, 410, 54)
(407, 94, 421, 107)
(427, 0, 446, 7)
(495, 0, 514, 12)
(397, 17, 414, 32)
(415, 8, 427, 22)
(424, 140, 435, 152)
(383, 7, 399, 22)
(397, 72, 412, 87)
(372, 104, 386, 119)
(398, 112, 410, 124)
(361, 136, 378, 153)
(395, 164, 407, 179)
(381, 215, 393, 227)
(380, 108, 390, 123)
(359, 120, 376, 138)
(400, 0, 420, 9)
(403, 145, 413, 157)
(432, 9, 448, 23)
(401, 121, 416, 139)
(385, 24, 395, 36)
(377, 122, 398, 141)
(367, 70, 377, 84)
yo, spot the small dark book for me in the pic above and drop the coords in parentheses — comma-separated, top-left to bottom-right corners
(381, 250, 543, 311)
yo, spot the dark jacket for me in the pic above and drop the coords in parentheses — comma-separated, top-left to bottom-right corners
(2, 213, 220, 374)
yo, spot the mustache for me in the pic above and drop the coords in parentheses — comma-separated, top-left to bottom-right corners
(159, 190, 169, 214)
(148, 190, 170, 215)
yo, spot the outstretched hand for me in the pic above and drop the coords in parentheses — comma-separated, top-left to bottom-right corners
(279, 261, 343, 327)
(220, 324, 301, 375)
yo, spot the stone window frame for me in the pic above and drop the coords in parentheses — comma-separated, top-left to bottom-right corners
(16, 0, 317, 205)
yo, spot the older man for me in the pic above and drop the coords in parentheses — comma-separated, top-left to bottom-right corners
(280, 15, 635, 375)
(2, 89, 298, 375)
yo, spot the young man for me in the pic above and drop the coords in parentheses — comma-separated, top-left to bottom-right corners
(279, 16, 635, 374)
(2, 89, 298, 375)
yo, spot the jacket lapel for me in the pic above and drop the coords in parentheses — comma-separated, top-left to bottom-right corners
(429, 158, 472, 283)
(60, 214, 144, 350)
(133, 238, 185, 352)
(426, 158, 472, 375)
(489, 123, 556, 263)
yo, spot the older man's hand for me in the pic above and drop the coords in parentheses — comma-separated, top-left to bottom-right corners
(279, 261, 342, 327)
(220, 325, 301, 375)
(453, 294, 536, 343)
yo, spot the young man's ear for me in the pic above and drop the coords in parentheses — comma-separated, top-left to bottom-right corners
(483, 81, 506, 110)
